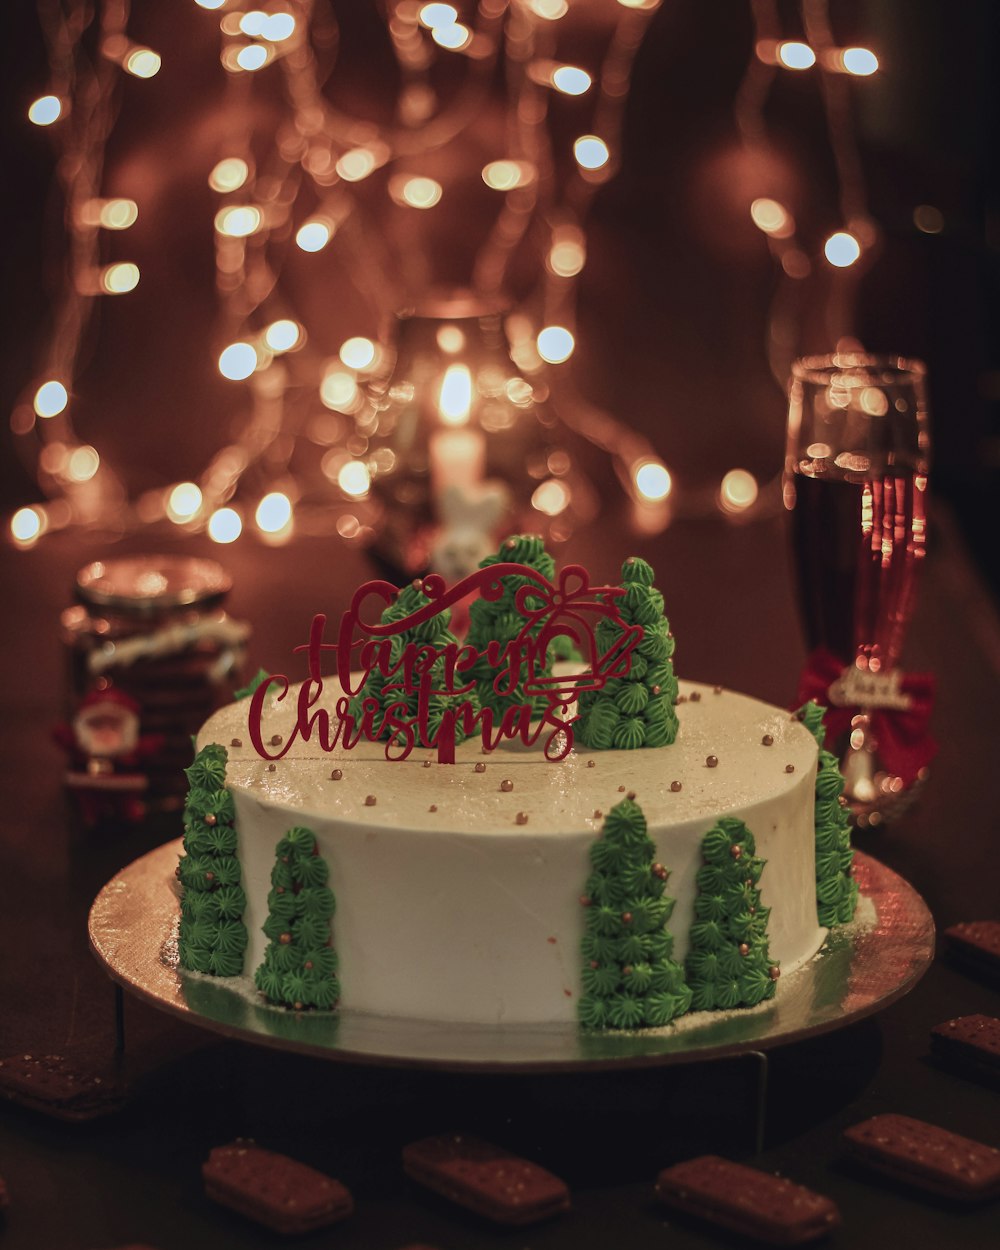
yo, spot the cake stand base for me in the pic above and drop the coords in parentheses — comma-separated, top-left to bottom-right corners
(89, 844, 933, 1080)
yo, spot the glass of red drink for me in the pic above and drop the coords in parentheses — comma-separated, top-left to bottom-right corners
(784, 353, 931, 825)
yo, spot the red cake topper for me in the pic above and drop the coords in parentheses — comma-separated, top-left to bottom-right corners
(247, 563, 641, 764)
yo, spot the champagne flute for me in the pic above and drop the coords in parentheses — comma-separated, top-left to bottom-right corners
(784, 354, 931, 825)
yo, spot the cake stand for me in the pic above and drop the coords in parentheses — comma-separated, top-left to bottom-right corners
(89, 843, 933, 1072)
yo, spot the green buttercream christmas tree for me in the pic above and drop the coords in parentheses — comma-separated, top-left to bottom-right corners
(254, 826, 340, 1010)
(578, 796, 691, 1029)
(685, 817, 779, 1010)
(176, 743, 248, 977)
(576, 556, 679, 751)
(466, 534, 557, 722)
(796, 700, 859, 927)
(350, 581, 477, 750)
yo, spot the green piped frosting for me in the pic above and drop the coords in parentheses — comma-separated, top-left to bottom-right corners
(685, 818, 779, 1010)
(234, 667, 270, 701)
(467, 534, 557, 722)
(349, 582, 478, 748)
(576, 557, 679, 751)
(254, 826, 340, 1011)
(795, 701, 859, 928)
(578, 797, 691, 1030)
(177, 744, 248, 977)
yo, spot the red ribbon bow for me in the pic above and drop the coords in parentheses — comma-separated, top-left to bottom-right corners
(796, 647, 936, 786)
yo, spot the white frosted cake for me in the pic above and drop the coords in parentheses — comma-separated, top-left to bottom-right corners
(192, 679, 827, 1025)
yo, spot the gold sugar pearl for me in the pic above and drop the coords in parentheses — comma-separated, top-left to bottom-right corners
(230, 737, 242, 748)
(500, 779, 514, 792)
(670, 780, 682, 792)
(364, 794, 377, 806)
(586, 759, 596, 768)
(330, 769, 343, 780)
(690, 691, 701, 702)
(474, 762, 486, 773)
(785, 763, 795, 774)
(515, 811, 529, 825)
(762, 734, 774, 746)
(706, 755, 718, 768)
(270, 733, 282, 746)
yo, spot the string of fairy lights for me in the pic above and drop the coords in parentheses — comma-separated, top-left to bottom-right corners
(11, 0, 896, 551)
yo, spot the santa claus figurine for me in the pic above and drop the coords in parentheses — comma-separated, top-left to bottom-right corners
(54, 688, 163, 826)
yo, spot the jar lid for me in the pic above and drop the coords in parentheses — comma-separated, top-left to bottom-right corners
(76, 556, 232, 613)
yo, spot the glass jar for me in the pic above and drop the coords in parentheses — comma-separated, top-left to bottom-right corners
(59, 555, 250, 818)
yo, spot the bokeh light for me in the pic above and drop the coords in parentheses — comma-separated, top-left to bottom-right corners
(431, 23, 471, 51)
(573, 135, 610, 170)
(295, 219, 333, 251)
(338, 461, 371, 497)
(389, 175, 443, 209)
(208, 507, 242, 543)
(264, 320, 301, 352)
(11, 507, 43, 544)
(34, 380, 68, 418)
(214, 205, 261, 237)
(719, 468, 758, 513)
(236, 44, 270, 72)
(634, 460, 672, 502)
(209, 157, 250, 192)
(94, 198, 138, 229)
(167, 481, 203, 522)
(255, 491, 293, 533)
(532, 479, 570, 516)
(66, 445, 100, 482)
(218, 342, 259, 380)
(419, 3, 457, 27)
(529, 0, 568, 16)
(750, 198, 793, 238)
(28, 95, 62, 126)
(777, 42, 815, 70)
(536, 326, 575, 363)
(482, 160, 535, 190)
(823, 231, 861, 268)
(842, 47, 878, 76)
(125, 48, 161, 78)
(552, 66, 592, 96)
(100, 262, 140, 293)
(320, 370, 359, 412)
(339, 337, 377, 370)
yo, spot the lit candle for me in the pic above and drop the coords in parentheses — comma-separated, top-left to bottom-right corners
(430, 364, 486, 492)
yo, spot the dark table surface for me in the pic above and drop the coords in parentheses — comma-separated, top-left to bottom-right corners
(2, 503, 999, 1250)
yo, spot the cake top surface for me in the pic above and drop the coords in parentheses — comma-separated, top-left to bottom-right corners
(198, 679, 817, 836)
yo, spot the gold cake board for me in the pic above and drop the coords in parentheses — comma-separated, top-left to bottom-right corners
(89, 843, 933, 1073)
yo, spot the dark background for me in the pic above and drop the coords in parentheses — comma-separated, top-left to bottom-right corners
(0, 0, 998, 589)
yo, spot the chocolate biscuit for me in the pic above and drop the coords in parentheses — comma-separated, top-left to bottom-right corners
(655, 1155, 840, 1244)
(203, 1141, 353, 1234)
(0, 1050, 124, 1122)
(943, 921, 1000, 983)
(843, 1113, 1000, 1202)
(402, 1133, 570, 1225)
(930, 1014, 1000, 1085)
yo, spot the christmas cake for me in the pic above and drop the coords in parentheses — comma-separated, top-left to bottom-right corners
(177, 544, 856, 1027)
